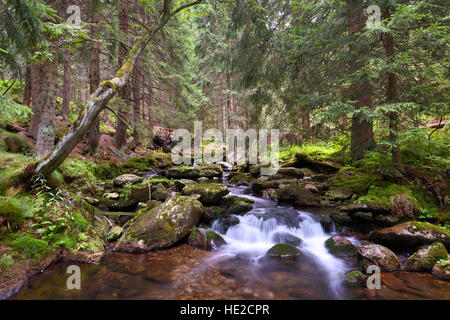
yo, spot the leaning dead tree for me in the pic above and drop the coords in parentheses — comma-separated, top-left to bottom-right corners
(26, 0, 202, 178)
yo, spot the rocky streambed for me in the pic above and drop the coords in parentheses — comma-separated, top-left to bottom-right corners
(6, 159, 450, 300)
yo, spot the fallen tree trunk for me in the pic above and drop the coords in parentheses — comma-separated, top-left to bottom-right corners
(25, 0, 202, 179)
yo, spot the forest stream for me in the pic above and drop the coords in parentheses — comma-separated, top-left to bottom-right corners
(10, 172, 450, 300)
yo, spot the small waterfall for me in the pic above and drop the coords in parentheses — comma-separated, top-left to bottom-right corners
(212, 189, 348, 297)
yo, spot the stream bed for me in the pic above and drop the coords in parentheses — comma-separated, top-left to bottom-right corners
(11, 180, 450, 300)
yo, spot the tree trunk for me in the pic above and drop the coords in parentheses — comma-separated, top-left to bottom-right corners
(36, 53, 59, 157)
(113, 1, 130, 151)
(28, 63, 42, 138)
(301, 107, 310, 136)
(347, 0, 375, 161)
(87, 17, 101, 155)
(62, 50, 72, 120)
(22, 65, 32, 106)
(226, 72, 233, 129)
(28, 0, 202, 178)
(382, 7, 404, 172)
(130, 58, 142, 150)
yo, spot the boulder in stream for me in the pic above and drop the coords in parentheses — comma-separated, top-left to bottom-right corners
(325, 235, 358, 257)
(357, 243, 401, 272)
(115, 196, 203, 252)
(113, 174, 143, 186)
(266, 243, 301, 260)
(188, 227, 226, 251)
(368, 221, 450, 250)
(403, 242, 448, 272)
(181, 183, 229, 205)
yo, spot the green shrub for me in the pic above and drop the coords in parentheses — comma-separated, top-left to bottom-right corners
(8, 236, 49, 260)
(0, 94, 32, 127)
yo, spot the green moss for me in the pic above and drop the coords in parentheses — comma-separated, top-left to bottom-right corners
(356, 184, 419, 217)
(267, 243, 301, 256)
(47, 170, 64, 188)
(0, 196, 28, 229)
(95, 161, 122, 180)
(59, 158, 98, 183)
(205, 230, 223, 241)
(406, 221, 450, 237)
(8, 236, 50, 260)
(101, 80, 119, 91)
(331, 166, 384, 194)
(73, 211, 88, 231)
(189, 226, 198, 240)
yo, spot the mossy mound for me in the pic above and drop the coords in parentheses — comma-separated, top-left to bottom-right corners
(59, 158, 98, 183)
(0, 195, 36, 229)
(0, 132, 33, 154)
(266, 243, 301, 260)
(403, 242, 448, 272)
(8, 236, 50, 261)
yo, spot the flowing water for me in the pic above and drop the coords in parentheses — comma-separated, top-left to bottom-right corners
(10, 175, 450, 300)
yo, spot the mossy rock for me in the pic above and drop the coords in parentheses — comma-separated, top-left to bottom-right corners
(271, 232, 302, 246)
(353, 184, 420, 218)
(368, 221, 450, 250)
(344, 270, 366, 288)
(59, 158, 98, 183)
(151, 183, 171, 202)
(330, 214, 351, 227)
(357, 243, 401, 272)
(228, 172, 254, 185)
(325, 235, 358, 257)
(174, 179, 195, 191)
(203, 206, 226, 223)
(249, 163, 271, 177)
(325, 187, 354, 201)
(107, 226, 124, 241)
(181, 183, 229, 205)
(219, 195, 254, 215)
(166, 164, 222, 179)
(403, 242, 448, 272)
(113, 173, 143, 186)
(115, 196, 203, 252)
(188, 227, 226, 251)
(0, 132, 32, 154)
(272, 184, 320, 207)
(431, 260, 450, 281)
(266, 243, 301, 260)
